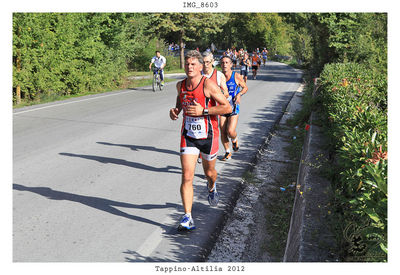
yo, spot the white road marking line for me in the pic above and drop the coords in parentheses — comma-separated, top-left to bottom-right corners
(13, 90, 135, 115)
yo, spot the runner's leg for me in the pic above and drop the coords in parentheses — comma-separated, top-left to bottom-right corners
(227, 115, 239, 141)
(180, 154, 198, 214)
(202, 157, 217, 190)
(219, 115, 230, 152)
(201, 154, 220, 205)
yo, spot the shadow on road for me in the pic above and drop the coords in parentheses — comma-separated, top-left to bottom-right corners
(59, 152, 183, 175)
(123, 199, 225, 262)
(58, 152, 205, 180)
(97, 142, 180, 156)
(127, 87, 154, 91)
(13, 183, 178, 230)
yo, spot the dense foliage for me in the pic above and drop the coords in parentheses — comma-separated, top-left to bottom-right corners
(150, 13, 229, 68)
(13, 12, 295, 105)
(207, 13, 292, 56)
(319, 63, 387, 261)
(282, 13, 387, 75)
(13, 12, 387, 105)
(298, 13, 388, 261)
(13, 13, 159, 104)
(281, 12, 388, 261)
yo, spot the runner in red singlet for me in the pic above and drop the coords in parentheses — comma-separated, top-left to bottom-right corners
(169, 50, 231, 231)
(202, 51, 229, 99)
(196, 51, 229, 164)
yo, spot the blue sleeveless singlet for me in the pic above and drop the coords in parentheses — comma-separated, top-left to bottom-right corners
(225, 71, 240, 115)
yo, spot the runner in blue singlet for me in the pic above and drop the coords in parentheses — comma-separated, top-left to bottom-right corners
(262, 48, 268, 66)
(224, 71, 241, 117)
(219, 55, 248, 161)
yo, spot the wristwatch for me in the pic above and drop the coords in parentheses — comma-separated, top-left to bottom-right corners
(203, 108, 209, 115)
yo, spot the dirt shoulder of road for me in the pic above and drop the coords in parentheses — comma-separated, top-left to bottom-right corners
(207, 81, 337, 262)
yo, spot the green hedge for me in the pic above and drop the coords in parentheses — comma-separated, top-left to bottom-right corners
(12, 13, 160, 104)
(319, 63, 387, 261)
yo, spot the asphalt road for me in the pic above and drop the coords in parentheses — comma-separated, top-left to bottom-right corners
(13, 61, 303, 262)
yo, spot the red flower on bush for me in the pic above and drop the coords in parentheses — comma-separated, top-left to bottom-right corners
(366, 145, 388, 165)
(305, 124, 310, 131)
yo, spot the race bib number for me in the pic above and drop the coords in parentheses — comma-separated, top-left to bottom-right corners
(185, 116, 207, 139)
(253, 61, 257, 65)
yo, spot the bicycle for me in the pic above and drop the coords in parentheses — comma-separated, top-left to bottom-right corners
(152, 67, 164, 92)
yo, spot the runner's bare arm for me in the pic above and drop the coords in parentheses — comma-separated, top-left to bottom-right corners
(205, 78, 231, 115)
(247, 59, 251, 67)
(234, 73, 248, 104)
(186, 79, 231, 116)
(219, 74, 229, 98)
(170, 81, 182, 120)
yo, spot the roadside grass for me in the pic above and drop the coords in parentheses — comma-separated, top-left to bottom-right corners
(127, 68, 185, 77)
(262, 159, 298, 260)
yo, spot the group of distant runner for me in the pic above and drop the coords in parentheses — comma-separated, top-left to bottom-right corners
(167, 46, 268, 231)
(223, 47, 269, 80)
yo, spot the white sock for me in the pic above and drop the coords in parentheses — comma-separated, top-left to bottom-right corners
(185, 213, 192, 219)
(209, 182, 217, 192)
(232, 138, 237, 143)
(226, 149, 231, 154)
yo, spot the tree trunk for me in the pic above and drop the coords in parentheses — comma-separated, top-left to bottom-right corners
(15, 54, 21, 105)
(16, 86, 21, 105)
(179, 31, 185, 69)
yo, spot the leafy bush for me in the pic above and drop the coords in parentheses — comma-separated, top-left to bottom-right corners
(128, 37, 180, 72)
(13, 13, 153, 105)
(319, 63, 387, 261)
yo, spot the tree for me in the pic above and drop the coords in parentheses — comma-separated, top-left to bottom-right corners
(12, 13, 153, 104)
(208, 13, 292, 56)
(281, 13, 387, 74)
(149, 13, 228, 68)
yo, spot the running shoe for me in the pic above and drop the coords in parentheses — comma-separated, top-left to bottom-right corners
(232, 140, 239, 152)
(221, 152, 232, 161)
(178, 214, 196, 231)
(207, 185, 220, 207)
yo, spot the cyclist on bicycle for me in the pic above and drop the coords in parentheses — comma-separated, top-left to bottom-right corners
(149, 51, 167, 86)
